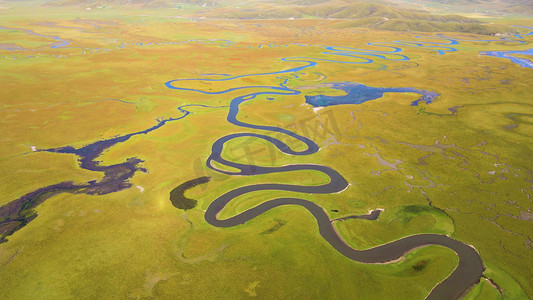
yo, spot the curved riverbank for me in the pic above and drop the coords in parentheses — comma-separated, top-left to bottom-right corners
(480, 48, 533, 69)
(205, 196, 483, 299)
(167, 57, 485, 298)
(0, 104, 225, 243)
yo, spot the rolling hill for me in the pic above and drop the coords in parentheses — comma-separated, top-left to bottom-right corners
(41, 0, 219, 9)
(6, 0, 519, 34)
(392, 0, 533, 16)
(192, 0, 515, 35)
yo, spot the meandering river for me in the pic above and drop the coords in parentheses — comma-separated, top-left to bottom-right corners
(5, 31, 523, 298)
(166, 51, 484, 298)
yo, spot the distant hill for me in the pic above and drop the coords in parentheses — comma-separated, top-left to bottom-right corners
(392, 0, 533, 16)
(12, 0, 521, 34)
(192, 0, 515, 35)
(196, 1, 477, 20)
(42, 0, 219, 8)
(35, 0, 533, 16)
(43, 0, 170, 8)
(297, 2, 474, 21)
(423, 0, 530, 5)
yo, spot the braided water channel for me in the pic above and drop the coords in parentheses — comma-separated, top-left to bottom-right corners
(7, 31, 529, 297)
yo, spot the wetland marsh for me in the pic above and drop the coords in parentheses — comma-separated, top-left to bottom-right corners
(1, 1, 532, 299)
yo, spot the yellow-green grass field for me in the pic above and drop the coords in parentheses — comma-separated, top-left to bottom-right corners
(1, 8, 532, 299)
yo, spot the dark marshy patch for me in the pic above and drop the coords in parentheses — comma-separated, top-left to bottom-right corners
(170, 176, 211, 210)
(411, 260, 429, 274)
(259, 218, 287, 235)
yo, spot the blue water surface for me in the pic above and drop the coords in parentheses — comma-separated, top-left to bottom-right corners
(305, 82, 440, 107)
(480, 48, 533, 69)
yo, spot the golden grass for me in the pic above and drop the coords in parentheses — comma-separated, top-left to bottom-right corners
(1, 11, 532, 299)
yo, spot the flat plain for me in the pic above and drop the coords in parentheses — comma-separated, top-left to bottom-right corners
(1, 1, 532, 299)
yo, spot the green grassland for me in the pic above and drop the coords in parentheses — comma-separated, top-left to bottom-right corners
(1, 5, 532, 300)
